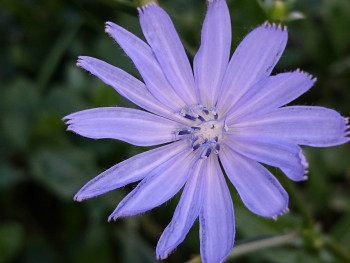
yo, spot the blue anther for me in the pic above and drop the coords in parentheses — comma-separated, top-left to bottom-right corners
(191, 126, 201, 131)
(204, 148, 212, 158)
(178, 130, 191, 135)
(198, 115, 205, 122)
(184, 114, 196, 121)
(203, 109, 209, 115)
(215, 144, 220, 151)
(214, 113, 218, 120)
(192, 144, 201, 151)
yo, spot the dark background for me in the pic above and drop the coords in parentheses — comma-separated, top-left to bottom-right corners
(1, 0, 350, 262)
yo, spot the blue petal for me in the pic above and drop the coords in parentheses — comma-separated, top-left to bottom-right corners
(139, 3, 197, 105)
(108, 150, 197, 220)
(227, 71, 315, 122)
(230, 106, 350, 147)
(225, 135, 308, 181)
(156, 159, 205, 259)
(193, 0, 231, 108)
(105, 22, 186, 110)
(217, 23, 288, 114)
(199, 155, 235, 263)
(64, 107, 181, 146)
(220, 146, 289, 217)
(73, 140, 188, 201)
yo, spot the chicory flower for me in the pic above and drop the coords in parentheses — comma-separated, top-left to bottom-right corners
(64, 0, 349, 262)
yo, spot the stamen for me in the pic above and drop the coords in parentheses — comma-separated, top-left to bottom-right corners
(202, 109, 209, 115)
(192, 144, 201, 151)
(204, 148, 211, 158)
(175, 105, 227, 158)
(178, 130, 191, 135)
(184, 114, 196, 121)
(198, 115, 205, 122)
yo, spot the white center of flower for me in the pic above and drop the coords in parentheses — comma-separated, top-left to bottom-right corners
(174, 105, 228, 159)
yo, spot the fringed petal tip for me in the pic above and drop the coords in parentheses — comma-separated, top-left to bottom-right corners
(108, 209, 122, 222)
(108, 209, 129, 222)
(62, 114, 72, 123)
(345, 117, 350, 131)
(262, 21, 287, 32)
(63, 115, 75, 132)
(294, 68, 317, 83)
(107, 215, 117, 222)
(73, 187, 102, 202)
(297, 150, 309, 182)
(344, 117, 350, 141)
(73, 193, 85, 202)
(104, 21, 114, 34)
(76, 56, 85, 68)
(272, 208, 290, 221)
(76, 56, 94, 71)
(156, 252, 170, 261)
(137, 2, 157, 14)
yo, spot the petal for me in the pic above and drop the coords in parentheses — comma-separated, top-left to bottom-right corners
(64, 107, 181, 146)
(105, 22, 185, 110)
(217, 24, 288, 114)
(73, 140, 188, 201)
(227, 71, 315, 123)
(108, 150, 197, 220)
(139, 3, 197, 105)
(230, 106, 350, 147)
(76, 56, 185, 123)
(193, 0, 231, 108)
(199, 155, 235, 263)
(225, 135, 308, 181)
(156, 159, 205, 260)
(220, 146, 289, 217)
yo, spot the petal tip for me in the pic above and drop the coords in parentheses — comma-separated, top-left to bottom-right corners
(73, 194, 84, 202)
(138, 2, 157, 14)
(271, 207, 290, 220)
(76, 56, 87, 68)
(156, 252, 169, 260)
(108, 211, 121, 222)
(299, 150, 309, 174)
(294, 68, 317, 83)
(262, 21, 287, 32)
(104, 21, 113, 33)
(108, 207, 124, 221)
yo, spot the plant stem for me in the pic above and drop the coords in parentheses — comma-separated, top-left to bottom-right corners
(324, 236, 350, 262)
(227, 231, 297, 260)
(186, 231, 298, 263)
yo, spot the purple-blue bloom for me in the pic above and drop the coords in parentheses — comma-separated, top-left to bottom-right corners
(64, 0, 350, 262)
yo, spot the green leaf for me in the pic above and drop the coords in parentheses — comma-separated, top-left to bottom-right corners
(0, 222, 24, 263)
(29, 147, 98, 200)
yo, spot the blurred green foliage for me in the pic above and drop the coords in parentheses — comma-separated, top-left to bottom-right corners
(1, 0, 350, 262)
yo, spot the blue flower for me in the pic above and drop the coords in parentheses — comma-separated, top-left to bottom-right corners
(64, 0, 349, 262)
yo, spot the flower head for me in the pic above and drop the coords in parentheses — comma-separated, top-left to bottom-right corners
(64, 0, 349, 262)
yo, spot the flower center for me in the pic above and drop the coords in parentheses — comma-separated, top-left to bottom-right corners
(174, 105, 228, 159)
